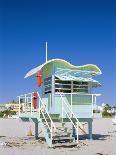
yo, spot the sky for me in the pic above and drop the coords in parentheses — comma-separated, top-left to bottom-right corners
(0, 0, 116, 106)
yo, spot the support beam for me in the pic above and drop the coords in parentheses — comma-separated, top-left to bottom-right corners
(72, 122, 77, 140)
(88, 120, 93, 140)
(51, 64, 55, 113)
(35, 122, 38, 140)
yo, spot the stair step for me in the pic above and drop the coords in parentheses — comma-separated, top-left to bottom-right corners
(56, 126, 70, 131)
(52, 136, 74, 141)
(40, 114, 60, 119)
(53, 134, 72, 137)
(52, 142, 77, 148)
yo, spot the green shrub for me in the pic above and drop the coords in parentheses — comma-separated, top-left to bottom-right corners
(0, 110, 16, 118)
(102, 110, 115, 118)
(0, 111, 4, 117)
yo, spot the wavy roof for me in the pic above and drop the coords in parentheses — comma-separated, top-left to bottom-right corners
(25, 59, 102, 78)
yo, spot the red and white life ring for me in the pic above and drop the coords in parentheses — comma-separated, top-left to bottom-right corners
(32, 92, 37, 109)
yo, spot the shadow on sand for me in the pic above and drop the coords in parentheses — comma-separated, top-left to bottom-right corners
(79, 134, 109, 140)
(0, 136, 6, 138)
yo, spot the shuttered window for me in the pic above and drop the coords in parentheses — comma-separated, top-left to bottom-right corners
(44, 77, 52, 94)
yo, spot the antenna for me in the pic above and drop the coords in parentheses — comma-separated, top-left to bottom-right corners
(46, 41, 48, 62)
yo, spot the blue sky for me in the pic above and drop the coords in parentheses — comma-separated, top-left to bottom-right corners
(0, 0, 116, 105)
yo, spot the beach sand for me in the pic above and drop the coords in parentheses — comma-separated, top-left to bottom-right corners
(0, 118, 116, 155)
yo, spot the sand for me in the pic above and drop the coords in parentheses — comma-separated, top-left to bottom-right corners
(0, 118, 116, 155)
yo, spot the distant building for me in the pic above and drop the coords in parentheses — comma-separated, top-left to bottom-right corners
(5, 102, 31, 113)
(93, 104, 103, 112)
(5, 102, 19, 112)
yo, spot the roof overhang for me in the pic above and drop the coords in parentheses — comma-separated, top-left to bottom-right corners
(24, 59, 102, 78)
(55, 75, 101, 87)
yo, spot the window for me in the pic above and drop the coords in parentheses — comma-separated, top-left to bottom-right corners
(44, 77, 89, 94)
(55, 77, 71, 93)
(44, 77, 52, 94)
(73, 81, 88, 93)
(55, 77, 88, 93)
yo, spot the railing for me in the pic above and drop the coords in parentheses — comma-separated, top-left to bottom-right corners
(18, 92, 35, 116)
(18, 91, 101, 144)
(18, 92, 56, 143)
(36, 92, 57, 143)
(37, 91, 56, 128)
(56, 92, 101, 117)
(59, 93, 87, 143)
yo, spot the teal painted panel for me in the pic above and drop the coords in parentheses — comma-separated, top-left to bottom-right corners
(54, 95, 92, 118)
(72, 105, 92, 118)
(58, 94, 92, 105)
(42, 63, 53, 79)
(72, 94, 92, 105)
(54, 96, 62, 114)
(54, 95, 69, 117)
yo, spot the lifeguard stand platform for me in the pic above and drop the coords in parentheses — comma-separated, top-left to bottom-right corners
(18, 58, 102, 147)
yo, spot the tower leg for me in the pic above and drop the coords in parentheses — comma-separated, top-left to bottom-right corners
(72, 123, 77, 139)
(88, 119, 92, 140)
(35, 122, 38, 140)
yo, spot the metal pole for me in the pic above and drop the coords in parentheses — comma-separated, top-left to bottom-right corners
(46, 41, 48, 62)
(35, 121, 38, 140)
(88, 120, 92, 140)
(18, 97, 20, 116)
(95, 95, 96, 106)
(51, 64, 55, 113)
(71, 93, 72, 117)
(71, 81, 73, 116)
(92, 95, 94, 117)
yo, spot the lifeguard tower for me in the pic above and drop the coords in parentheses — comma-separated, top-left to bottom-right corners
(18, 45, 102, 147)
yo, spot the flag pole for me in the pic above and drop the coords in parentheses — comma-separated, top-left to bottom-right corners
(46, 41, 48, 62)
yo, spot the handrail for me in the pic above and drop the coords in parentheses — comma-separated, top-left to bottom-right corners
(18, 93, 33, 115)
(59, 93, 86, 134)
(37, 92, 56, 143)
(18, 91, 56, 144)
(18, 93, 34, 116)
(63, 108, 77, 130)
(63, 107, 79, 142)
(37, 92, 56, 130)
(18, 92, 56, 131)
(40, 108, 52, 132)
